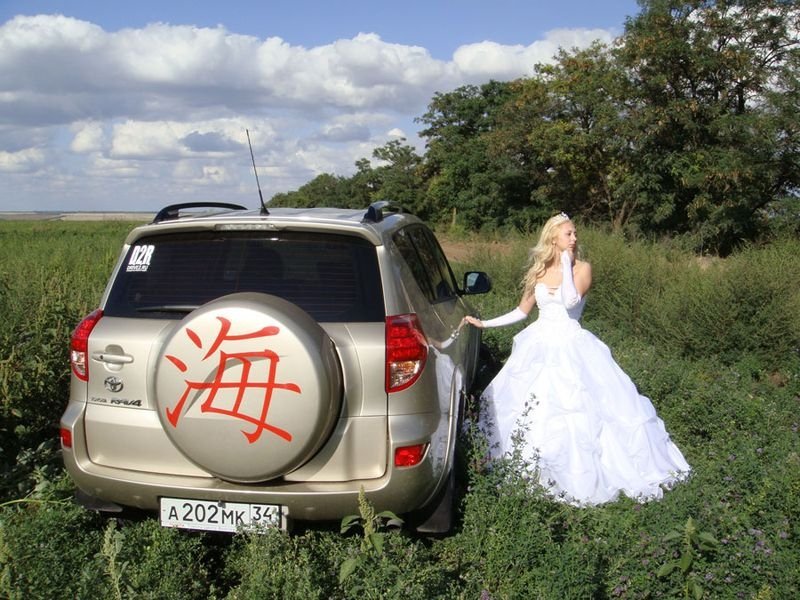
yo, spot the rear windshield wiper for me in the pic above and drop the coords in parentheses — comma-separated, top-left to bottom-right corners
(135, 305, 198, 314)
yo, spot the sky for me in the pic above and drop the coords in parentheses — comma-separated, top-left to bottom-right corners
(0, 0, 640, 212)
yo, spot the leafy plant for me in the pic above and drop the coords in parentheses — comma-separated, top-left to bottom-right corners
(657, 516, 719, 599)
(100, 520, 132, 600)
(338, 486, 403, 583)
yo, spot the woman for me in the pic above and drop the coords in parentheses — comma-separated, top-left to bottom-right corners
(465, 213, 690, 505)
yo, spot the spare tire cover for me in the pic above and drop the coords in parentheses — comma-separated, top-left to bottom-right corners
(154, 292, 342, 482)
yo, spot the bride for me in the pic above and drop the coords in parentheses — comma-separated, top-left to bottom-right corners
(464, 213, 690, 505)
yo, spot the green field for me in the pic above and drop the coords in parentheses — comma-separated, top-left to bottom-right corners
(1, 220, 798, 599)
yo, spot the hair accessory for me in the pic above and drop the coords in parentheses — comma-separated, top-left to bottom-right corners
(558, 211, 569, 220)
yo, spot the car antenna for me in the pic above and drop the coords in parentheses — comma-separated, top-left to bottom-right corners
(246, 128, 269, 215)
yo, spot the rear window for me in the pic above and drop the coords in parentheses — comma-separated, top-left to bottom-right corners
(104, 230, 385, 322)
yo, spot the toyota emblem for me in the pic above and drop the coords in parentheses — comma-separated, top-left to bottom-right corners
(104, 376, 124, 393)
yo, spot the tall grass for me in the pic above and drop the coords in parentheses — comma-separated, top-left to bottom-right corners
(1, 221, 798, 599)
(0, 221, 132, 496)
(580, 230, 800, 369)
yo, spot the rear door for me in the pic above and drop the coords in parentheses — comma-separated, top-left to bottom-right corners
(84, 229, 386, 476)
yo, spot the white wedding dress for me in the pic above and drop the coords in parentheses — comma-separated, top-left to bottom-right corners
(480, 283, 691, 505)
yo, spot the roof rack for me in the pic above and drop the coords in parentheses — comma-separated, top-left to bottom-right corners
(152, 202, 248, 224)
(362, 200, 403, 223)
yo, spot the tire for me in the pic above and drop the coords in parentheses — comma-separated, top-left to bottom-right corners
(153, 292, 342, 482)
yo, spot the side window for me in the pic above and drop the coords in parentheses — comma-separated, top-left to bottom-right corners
(419, 227, 458, 301)
(394, 228, 435, 301)
(393, 225, 458, 303)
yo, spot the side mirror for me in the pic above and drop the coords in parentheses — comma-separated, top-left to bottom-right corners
(463, 271, 492, 295)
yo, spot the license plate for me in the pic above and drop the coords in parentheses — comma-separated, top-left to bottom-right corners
(160, 498, 282, 533)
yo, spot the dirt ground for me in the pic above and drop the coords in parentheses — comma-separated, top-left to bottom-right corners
(439, 238, 514, 263)
(439, 240, 472, 262)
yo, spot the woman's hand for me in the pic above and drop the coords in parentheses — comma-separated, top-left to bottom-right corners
(463, 315, 484, 328)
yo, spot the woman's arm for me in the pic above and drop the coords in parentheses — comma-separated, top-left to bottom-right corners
(574, 260, 592, 296)
(464, 289, 535, 329)
(560, 251, 592, 308)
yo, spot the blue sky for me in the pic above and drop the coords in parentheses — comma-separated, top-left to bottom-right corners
(0, 0, 640, 212)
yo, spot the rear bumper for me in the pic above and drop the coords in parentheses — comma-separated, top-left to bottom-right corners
(61, 406, 451, 521)
(63, 454, 439, 521)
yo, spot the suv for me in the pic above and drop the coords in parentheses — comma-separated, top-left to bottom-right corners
(60, 201, 490, 533)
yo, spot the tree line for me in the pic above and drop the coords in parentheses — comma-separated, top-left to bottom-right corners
(270, 0, 800, 255)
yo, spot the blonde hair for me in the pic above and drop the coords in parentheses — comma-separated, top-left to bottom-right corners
(522, 213, 572, 294)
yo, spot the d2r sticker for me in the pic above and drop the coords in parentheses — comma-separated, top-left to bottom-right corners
(126, 244, 155, 272)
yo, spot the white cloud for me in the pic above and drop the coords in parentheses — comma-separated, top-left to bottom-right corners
(0, 14, 615, 211)
(452, 28, 615, 81)
(70, 121, 105, 153)
(0, 147, 45, 172)
(87, 155, 141, 178)
(110, 121, 183, 159)
(173, 161, 232, 185)
(109, 119, 252, 159)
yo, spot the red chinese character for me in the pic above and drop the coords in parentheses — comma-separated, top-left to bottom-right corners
(165, 316, 300, 443)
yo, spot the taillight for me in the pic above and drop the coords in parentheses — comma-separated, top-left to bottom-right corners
(70, 309, 103, 381)
(60, 427, 73, 449)
(395, 444, 427, 467)
(386, 313, 428, 393)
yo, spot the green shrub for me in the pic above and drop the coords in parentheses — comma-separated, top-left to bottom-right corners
(1, 273, 82, 494)
(100, 518, 213, 600)
(0, 222, 129, 500)
(225, 526, 450, 599)
(0, 502, 215, 599)
(461, 230, 800, 371)
(646, 239, 800, 368)
(224, 530, 332, 599)
(0, 501, 107, 599)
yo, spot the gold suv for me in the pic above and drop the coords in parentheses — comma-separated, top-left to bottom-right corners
(60, 201, 490, 533)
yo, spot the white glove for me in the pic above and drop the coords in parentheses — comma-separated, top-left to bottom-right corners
(560, 251, 581, 309)
(480, 307, 527, 328)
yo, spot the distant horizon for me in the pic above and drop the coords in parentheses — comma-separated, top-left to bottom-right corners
(0, 210, 154, 221)
(0, 210, 154, 213)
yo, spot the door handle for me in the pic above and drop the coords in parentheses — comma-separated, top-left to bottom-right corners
(91, 351, 134, 365)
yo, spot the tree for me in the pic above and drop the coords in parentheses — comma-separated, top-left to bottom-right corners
(616, 0, 800, 252)
(269, 140, 425, 212)
(488, 43, 634, 229)
(269, 172, 354, 208)
(417, 81, 524, 230)
(366, 139, 426, 214)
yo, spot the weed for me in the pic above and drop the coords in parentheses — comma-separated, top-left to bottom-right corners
(657, 516, 719, 599)
(338, 486, 404, 583)
(100, 520, 130, 600)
